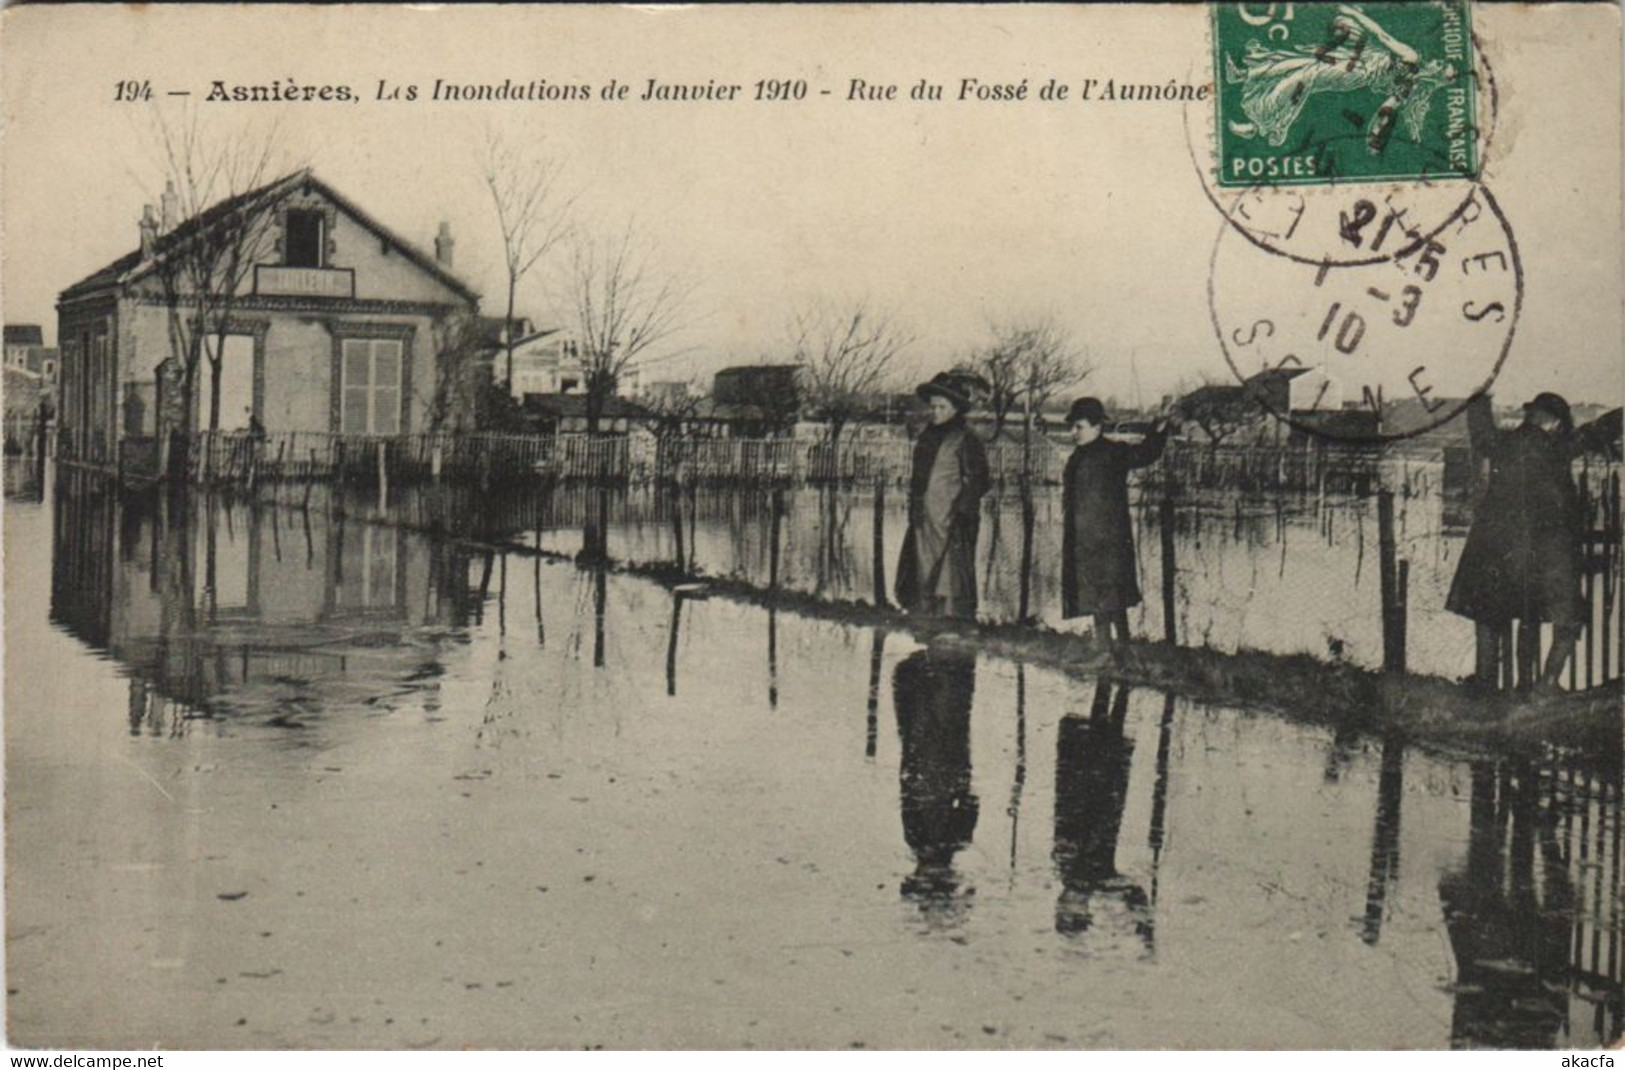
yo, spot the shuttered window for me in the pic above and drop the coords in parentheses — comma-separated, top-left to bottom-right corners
(340, 339, 402, 434)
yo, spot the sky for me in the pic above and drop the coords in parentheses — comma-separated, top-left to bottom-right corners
(3, 4, 1621, 409)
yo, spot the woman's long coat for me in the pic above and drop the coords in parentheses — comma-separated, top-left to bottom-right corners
(895, 419, 990, 619)
(1060, 430, 1167, 618)
(1445, 399, 1584, 626)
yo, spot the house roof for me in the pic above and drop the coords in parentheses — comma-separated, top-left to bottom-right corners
(1243, 366, 1312, 387)
(469, 316, 552, 351)
(58, 168, 480, 306)
(1381, 396, 1474, 438)
(4, 325, 44, 346)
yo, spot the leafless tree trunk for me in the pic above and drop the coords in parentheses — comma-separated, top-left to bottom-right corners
(148, 109, 291, 435)
(420, 312, 490, 432)
(787, 298, 913, 451)
(569, 224, 692, 436)
(970, 316, 1093, 476)
(481, 130, 573, 391)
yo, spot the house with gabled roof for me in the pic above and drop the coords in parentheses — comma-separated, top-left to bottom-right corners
(55, 168, 480, 468)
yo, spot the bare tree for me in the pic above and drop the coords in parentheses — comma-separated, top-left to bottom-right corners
(421, 312, 502, 433)
(636, 378, 709, 441)
(787, 298, 914, 448)
(147, 111, 291, 435)
(570, 224, 692, 435)
(971, 317, 1094, 442)
(481, 130, 573, 390)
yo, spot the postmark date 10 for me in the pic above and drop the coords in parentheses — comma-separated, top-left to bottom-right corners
(114, 80, 155, 102)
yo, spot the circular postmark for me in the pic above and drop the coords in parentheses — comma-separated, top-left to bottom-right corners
(1207, 183, 1522, 445)
(1186, 3, 1499, 269)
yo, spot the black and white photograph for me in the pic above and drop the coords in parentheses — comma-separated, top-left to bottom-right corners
(1, 2, 1621, 1053)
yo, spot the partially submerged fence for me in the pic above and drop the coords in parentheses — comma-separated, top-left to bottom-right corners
(177, 429, 1066, 487)
(168, 428, 1408, 493)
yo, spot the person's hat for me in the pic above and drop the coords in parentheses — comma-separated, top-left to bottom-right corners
(1065, 397, 1108, 426)
(916, 371, 983, 411)
(1523, 391, 1573, 430)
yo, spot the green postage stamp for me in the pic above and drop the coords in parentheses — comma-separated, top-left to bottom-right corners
(1213, 2, 1479, 187)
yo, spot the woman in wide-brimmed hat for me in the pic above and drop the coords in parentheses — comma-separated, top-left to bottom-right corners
(894, 371, 990, 620)
(1446, 391, 1585, 691)
(1060, 396, 1171, 645)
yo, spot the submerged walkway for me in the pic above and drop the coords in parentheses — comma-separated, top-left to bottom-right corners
(296, 489, 1621, 765)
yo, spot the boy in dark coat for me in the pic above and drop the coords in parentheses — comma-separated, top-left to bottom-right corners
(1445, 393, 1584, 690)
(1060, 397, 1170, 645)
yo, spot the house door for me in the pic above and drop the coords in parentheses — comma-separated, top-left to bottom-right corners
(208, 335, 256, 430)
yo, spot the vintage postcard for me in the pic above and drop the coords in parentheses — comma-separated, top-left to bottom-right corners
(2, 2, 1621, 1053)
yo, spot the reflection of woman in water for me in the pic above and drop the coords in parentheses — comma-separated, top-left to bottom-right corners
(892, 646, 979, 922)
(1438, 763, 1573, 1049)
(1224, 4, 1457, 151)
(1052, 679, 1151, 946)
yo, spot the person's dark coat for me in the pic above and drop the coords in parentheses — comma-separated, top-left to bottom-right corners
(1445, 398, 1584, 626)
(1060, 428, 1167, 618)
(895, 416, 990, 619)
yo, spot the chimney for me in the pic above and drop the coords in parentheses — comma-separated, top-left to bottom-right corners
(160, 180, 178, 234)
(139, 204, 159, 259)
(434, 221, 455, 268)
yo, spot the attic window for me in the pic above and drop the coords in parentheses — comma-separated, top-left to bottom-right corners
(284, 210, 324, 268)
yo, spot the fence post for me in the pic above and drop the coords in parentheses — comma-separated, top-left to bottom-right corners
(1160, 491, 1178, 645)
(1376, 489, 1406, 673)
(1018, 477, 1035, 623)
(670, 476, 687, 573)
(1394, 558, 1409, 675)
(431, 441, 443, 482)
(769, 487, 783, 591)
(872, 477, 887, 607)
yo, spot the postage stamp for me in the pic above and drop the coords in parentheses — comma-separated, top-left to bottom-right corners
(1213, 1, 1479, 188)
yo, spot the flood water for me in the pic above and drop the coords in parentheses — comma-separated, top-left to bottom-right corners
(5, 463, 1621, 1049)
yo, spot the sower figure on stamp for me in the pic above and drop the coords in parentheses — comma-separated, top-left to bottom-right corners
(895, 372, 990, 622)
(1060, 397, 1170, 648)
(1446, 392, 1585, 693)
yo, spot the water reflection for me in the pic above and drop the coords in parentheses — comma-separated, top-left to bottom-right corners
(1361, 733, 1406, 945)
(892, 646, 979, 925)
(48, 471, 480, 732)
(1052, 679, 1152, 949)
(16, 473, 1623, 1048)
(1439, 762, 1620, 1049)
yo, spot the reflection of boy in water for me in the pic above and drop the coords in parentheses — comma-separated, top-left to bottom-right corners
(892, 646, 979, 924)
(1053, 680, 1152, 947)
(1438, 763, 1574, 1049)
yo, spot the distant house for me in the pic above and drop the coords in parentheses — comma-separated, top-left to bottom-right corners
(3, 325, 56, 383)
(710, 364, 805, 437)
(707, 363, 911, 440)
(494, 325, 641, 402)
(4, 324, 43, 367)
(519, 393, 652, 435)
(55, 168, 480, 467)
(1176, 366, 1349, 446)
